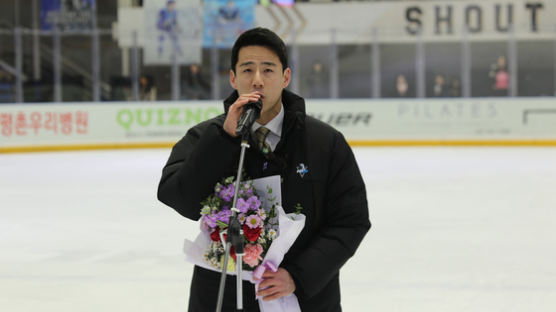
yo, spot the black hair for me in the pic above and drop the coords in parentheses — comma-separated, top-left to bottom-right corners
(230, 27, 288, 73)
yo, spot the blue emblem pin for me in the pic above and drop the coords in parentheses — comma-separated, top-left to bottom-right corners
(296, 163, 309, 178)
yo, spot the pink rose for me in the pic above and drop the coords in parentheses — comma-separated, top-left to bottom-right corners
(200, 218, 210, 232)
(243, 243, 263, 268)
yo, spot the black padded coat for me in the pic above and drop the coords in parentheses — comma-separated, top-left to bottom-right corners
(158, 89, 371, 312)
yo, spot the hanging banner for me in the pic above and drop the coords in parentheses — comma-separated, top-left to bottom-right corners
(203, 0, 255, 48)
(143, 0, 202, 65)
(40, 0, 95, 31)
(255, 0, 556, 44)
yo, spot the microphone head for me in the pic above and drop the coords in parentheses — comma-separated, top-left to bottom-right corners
(235, 99, 263, 137)
(252, 99, 263, 119)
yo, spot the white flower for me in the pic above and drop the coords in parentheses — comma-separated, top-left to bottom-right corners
(257, 209, 267, 220)
(267, 229, 277, 240)
(217, 244, 224, 252)
(258, 237, 266, 244)
(201, 205, 211, 215)
(238, 213, 246, 224)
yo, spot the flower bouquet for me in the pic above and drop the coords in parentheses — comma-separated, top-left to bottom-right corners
(183, 175, 305, 311)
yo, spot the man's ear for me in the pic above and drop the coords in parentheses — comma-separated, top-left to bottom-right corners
(283, 68, 291, 88)
(229, 69, 237, 89)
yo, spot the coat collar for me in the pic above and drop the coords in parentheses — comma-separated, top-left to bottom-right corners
(223, 89, 306, 120)
(223, 89, 306, 142)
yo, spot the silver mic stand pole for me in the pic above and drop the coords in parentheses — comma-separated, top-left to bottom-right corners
(216, 133, 250, 312)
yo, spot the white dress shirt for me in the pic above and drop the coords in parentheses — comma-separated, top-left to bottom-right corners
(251, 103, 284, 152)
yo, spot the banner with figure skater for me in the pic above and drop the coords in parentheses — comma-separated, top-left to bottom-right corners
(144, 0, 202, 65)
(203, 0, 255, 48)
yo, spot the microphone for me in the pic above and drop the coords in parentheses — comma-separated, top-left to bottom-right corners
(235, 99, 263, 136)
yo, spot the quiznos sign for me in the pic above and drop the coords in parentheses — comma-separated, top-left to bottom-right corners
(116, 107, 222, 131)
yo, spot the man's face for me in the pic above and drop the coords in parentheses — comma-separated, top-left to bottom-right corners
(230, 45, 291, 119)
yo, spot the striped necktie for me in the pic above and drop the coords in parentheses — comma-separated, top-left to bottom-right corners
(254, 126, 271, 155)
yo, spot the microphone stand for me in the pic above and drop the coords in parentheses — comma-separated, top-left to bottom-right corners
(215, 130, 250, 312)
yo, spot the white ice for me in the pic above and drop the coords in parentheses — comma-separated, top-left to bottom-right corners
(1, 147, 555, 311)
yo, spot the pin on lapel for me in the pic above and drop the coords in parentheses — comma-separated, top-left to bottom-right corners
(296, 163, 309, 178)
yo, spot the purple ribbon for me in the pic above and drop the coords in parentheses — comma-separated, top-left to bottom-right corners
(254, 261, 277, 279)
(253, 261, 278, 298)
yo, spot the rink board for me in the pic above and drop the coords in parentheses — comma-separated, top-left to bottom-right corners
(1, 98, 556, 152)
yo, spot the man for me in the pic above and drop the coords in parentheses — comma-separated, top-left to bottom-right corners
(158, 27, 370, 311)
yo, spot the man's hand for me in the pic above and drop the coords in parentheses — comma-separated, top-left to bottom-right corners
(223, 92, 262, 137)
(255, 268, 296, 301)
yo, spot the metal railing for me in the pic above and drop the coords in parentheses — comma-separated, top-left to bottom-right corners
(1, 24, 555, 103)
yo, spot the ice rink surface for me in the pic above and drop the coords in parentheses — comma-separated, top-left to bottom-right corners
(1, 147, 556, 311)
